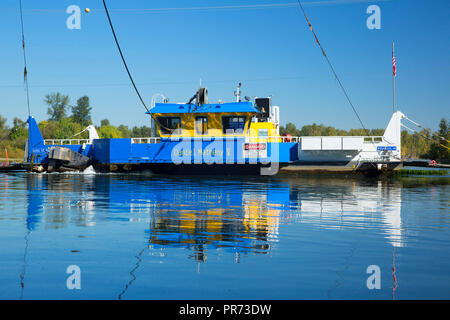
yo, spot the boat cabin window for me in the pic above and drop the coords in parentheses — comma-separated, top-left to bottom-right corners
(222, 116, 247, 134)
(157, 116, 181, 134)
(195, 116, 208, 135)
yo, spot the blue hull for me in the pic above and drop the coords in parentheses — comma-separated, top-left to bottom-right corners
(32, 138, 298, 172)
(27, 115, 299, 174)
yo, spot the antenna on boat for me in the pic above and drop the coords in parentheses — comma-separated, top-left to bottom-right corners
(234, 82, 242, 102)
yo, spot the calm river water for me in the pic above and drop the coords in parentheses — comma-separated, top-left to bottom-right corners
(0, 171, 448, 299)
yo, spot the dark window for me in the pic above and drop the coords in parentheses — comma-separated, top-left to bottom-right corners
(195, 116, 208, 135)
(222, 116, 247, 134)
(255, 98, 271, 119)
(157, 117, 181, 134)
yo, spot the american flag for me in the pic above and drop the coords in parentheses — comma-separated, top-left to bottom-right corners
(392, 45, 396, 77)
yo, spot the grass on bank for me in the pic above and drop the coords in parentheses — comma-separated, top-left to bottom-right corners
(394, 169, 448, 176)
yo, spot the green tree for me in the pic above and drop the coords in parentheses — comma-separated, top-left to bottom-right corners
(401, 128, 432, 159)
(98, 125, 123, 139)
(0, 116, 6, 129)
(322, 126, 339, 136)
(371, 129, 385, 136)
(38, 120, 58, 139)
(54, 118, 84, 139)
(13, 117, 26, 129)
(348, 128, 367, 136)
(118, 125, 132, 138)
(71, 96, 92, 126)
(45, 92, 69, 121)
(100, 119, 110, 127)
(0, 115, 9, 142)
(8, 125, 28, 149)
(299, 123, 323, 136)
(428, 118, 449, 163)
(131, 125, 151, 137)
(280, 123, 300, 136)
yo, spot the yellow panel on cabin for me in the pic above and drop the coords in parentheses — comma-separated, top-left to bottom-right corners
(248, 122, 280, 142)
(153, 112, 256, 138)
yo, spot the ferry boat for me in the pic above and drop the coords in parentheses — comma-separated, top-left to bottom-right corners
(26, 84, 404, 175)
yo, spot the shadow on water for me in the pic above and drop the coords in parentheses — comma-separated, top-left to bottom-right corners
(0, 171, 448, 299)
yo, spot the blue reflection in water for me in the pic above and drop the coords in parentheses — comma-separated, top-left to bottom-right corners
(26, 175, 44, 231)
(0, 172, 448, 299)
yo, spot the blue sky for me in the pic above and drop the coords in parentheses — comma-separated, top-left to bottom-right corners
(0, 0, 449, 131)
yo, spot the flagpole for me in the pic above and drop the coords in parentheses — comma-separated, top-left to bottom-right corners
(392, 41, 395, 113)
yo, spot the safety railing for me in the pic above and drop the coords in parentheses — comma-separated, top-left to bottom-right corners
(44, 137, 162, 145)
(44, 139, 91, 145)
(246, 136, 300, 143)
(42, 136, 385, 145)
(131, 137, 161, 144)
(245, 136, 384, 143)
(363, 136, 383, 143)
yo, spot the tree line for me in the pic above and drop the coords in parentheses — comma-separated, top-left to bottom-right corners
(280, 119, 449, 163)
(40, 92, 151, 139)
(0, 92, 151, 159)
(0, 92, 448, 163)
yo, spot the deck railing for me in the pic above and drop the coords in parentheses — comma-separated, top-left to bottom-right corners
(246, 136, 384, 143)
(129, 136, 385, 144)
(246, 136, 298, 143)
(43, 137, 162, 145)
(131, 137, 161, 144)
(44, 139, 91, 145)
(42, 136, 385, 145)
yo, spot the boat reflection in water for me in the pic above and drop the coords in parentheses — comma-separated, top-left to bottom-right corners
(20, 173, 405, 260)
(146, 187, 284, 263)
(295, 179, 404, 248)
(3, 171, 448, 299)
